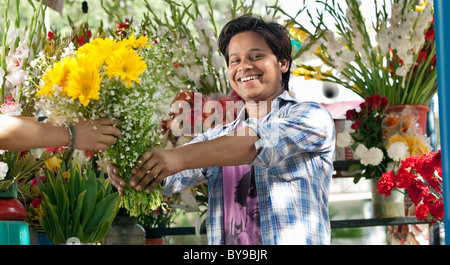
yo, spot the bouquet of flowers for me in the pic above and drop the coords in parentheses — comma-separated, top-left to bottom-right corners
(33, 33, 175, 217)
(281, 0, 436, 106)
(337, 95, 432, 183)
(377, 150, 443, 222)
(337, 95, 391, 183)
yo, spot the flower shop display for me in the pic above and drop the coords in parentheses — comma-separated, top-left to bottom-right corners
(378, 150, 443, 223)
(286, 0, 437, 219)
(37, 159, 120, 244)
(33, 33, 176, 217)
(281, 0, 436, 106)
(336, 95, 391, 184)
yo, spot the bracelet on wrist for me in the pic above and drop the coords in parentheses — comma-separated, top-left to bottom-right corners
(62, 121, 76, 151)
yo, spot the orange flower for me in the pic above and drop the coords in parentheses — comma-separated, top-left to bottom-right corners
(384, 114, 399, 129)
(401, 114, 414, 133)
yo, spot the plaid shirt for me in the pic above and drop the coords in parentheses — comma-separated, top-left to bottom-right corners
(162, 91, 335, 245)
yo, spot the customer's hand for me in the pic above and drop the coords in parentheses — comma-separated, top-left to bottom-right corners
(73, 118, 122, 150)
(130, 148, 183, 194)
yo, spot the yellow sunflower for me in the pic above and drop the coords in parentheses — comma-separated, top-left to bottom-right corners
(37, 57, 75, 97)
(76, 38, 116, 66)
(104, 46, 147, 88)
(123, 34, 151, 50)
(66, 54, 103, 106)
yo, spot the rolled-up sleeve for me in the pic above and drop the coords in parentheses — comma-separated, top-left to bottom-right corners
(246, 101, 335, 167)
(161, 125, 229, 195)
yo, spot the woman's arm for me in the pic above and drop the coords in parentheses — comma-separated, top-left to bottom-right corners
(0, 115, 121, 151)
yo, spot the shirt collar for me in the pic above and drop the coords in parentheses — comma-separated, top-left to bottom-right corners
(230, 90, 296, 129)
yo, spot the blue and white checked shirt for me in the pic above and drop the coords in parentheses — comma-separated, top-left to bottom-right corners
(162, 91, 336, 245)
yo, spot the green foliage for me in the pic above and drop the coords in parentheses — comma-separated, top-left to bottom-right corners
(38, 160, 120, 244)
(0, 151, 52, 196)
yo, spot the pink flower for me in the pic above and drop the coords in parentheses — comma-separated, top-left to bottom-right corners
(1, 96, 23, 116)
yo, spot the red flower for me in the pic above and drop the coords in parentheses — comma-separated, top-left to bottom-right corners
(378, 150, 443, 222)
(429, 200, 444, 221)
(378, 171, 396, 197)
(415, 204, 429, 220)
(407, 180, 429, 206)
(345, 109, 357, 121)
(350, 119, 359, 130)
(45, 147, 65, 153)
(380, 97, 388, 108)
(31, 176, 46, 186)
(48, 31, 54, 41)
(416, 152, 436, 180)
(31, 198, 42, 208)
(371, 95, 382, 108)
(395, 166, 413, 189)
(425, 19, 435, 41)
(117, 18, 131, 38)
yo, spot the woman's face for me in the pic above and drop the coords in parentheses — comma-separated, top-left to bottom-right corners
(227, 31, 289, 103)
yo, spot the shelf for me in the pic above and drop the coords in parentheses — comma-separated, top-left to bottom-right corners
(146, 217, 431, 237)
(330, 217, 431, 229)
(333, 160, 360, 171)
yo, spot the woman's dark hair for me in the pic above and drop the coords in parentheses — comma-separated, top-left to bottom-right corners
(218, 15, 292, 91)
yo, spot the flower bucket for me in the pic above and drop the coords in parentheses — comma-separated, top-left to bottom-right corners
(102, 216, 146, 245)
(146, 237, 165, 245)
(371, 177, 405, 218)
(0, 181, 27, 221)
(386, 105, 429, 135)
